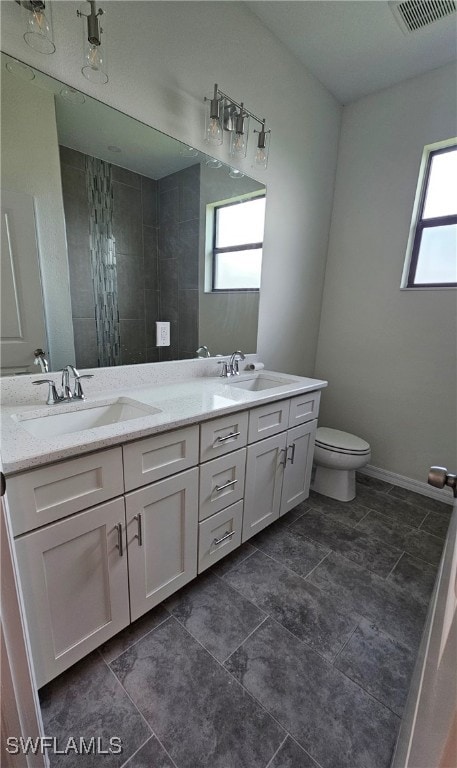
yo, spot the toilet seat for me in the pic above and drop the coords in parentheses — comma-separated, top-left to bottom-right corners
(315, 428, 370, 456)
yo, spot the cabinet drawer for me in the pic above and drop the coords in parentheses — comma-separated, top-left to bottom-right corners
(248, 399, 290, 443)
(199, 448, 246, 521)
(289, 391, 321, 428)
(8, 447, 124, 536)
(198, 500, 243, 573)
(200, 411, 248, 462)
(123, 426, 199, 492)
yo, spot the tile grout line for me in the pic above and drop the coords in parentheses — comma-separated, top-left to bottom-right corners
(249, 544, 331, 585)
(222, 615, 269, 665)
(332, 662, 403, 721)
(168, 614, 292, 750)
(119, 735, 153, 768)
(99, 622, 181, 768)
(303, 550, 331, 584)
(263, 735, 288, 768)
(331, 621, 360, 667)
(384, 551, 405, 582)
(107, 651, 181, 768)
(351, 508, 373, 530)
(101, 610, 171, 665)
(287, 733, 326, 768)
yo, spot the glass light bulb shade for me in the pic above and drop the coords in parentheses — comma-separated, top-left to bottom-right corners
(23, 7, 55, 54)
(205, 113, 223, 146)
(229, 113, 249, 158)
(82, 41, 108, 84)
(255, 132, 270, 169)
(230, 130, 248, 158)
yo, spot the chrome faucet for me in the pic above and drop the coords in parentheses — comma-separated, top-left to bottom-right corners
(62, 364, 79, 399)
(33, 365, 94, 404)
(229, 350, 245, 376)
(33, 348, 49, 374)
(62, 364, 94, 400)
(196, 345, 211, 358)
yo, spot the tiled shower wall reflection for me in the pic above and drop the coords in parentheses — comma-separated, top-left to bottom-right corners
(59, 146, 200, 367)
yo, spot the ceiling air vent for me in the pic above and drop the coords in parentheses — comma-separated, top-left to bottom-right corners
(389, 0, 457, 33)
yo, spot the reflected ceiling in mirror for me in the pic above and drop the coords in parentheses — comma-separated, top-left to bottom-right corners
(0, 53, 266, 373)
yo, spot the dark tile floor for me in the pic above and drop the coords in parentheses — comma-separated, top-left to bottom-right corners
(39, 476, 452, 768)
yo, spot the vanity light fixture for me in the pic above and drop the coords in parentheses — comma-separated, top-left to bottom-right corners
(15, 0, 55, 54)
(77, 0, 108, 85)
(204, 84, 271, 167)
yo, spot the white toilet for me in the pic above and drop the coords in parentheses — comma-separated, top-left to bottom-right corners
(312, 427, 371, 502)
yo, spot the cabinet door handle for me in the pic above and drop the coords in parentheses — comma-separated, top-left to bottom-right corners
(279, 448, 287, 467)
(134, 513, 143, 546)
(115, 523, 123, 557)
(287, 443, 296, 465)
(215, 478, 238, 492)
(213, 530, 236, 546)
(217, 431, 241, 443)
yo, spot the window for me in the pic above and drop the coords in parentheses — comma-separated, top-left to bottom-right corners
(406, 144, 457, 288)
(212, 196, 265, 291)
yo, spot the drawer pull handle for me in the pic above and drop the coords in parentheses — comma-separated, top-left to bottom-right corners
(213, 530, 236, 546)
(215, 479, 238, 493)
(115, 523, 123, 557)
(288, 443, 296, 465)
(217, 431, 241, 443)
(134, 513, 143, 546)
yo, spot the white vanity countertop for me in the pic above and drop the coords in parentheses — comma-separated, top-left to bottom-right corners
(0, 370, 327, 475)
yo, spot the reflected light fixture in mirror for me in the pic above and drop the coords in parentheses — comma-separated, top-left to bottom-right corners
(77, 0, 108, 84)
(16, 0, 55, 54)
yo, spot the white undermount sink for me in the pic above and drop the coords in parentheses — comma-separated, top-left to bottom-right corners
(228, 374, 295, 392)
(13, 397, 162, 438)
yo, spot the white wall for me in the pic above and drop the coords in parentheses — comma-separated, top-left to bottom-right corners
(1, 72, 75, 371)
(0, 0, 341, 376)
(315, 63, 457, 482)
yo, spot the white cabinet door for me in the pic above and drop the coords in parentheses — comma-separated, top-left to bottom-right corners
(242, 432, 287, 542)
(280, 420, 317, 516)
(14, 498, 129, 688)
(125, 468, 199, 621)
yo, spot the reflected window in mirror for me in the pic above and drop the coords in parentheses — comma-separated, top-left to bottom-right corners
(211, 195, 265, 291)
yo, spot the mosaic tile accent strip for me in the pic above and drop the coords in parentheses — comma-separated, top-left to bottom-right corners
(85, 155, 120, 367)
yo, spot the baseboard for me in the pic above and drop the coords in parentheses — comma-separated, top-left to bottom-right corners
(359, 465, 454, 507)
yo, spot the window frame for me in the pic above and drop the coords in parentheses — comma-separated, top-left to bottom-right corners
(211, 195, 265, 293)
(406, 144, 457, 289)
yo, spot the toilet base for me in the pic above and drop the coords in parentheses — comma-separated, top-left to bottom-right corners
(312, 466, 356, 502)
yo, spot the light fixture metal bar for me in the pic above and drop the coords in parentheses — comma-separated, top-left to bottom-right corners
(216, 86, 266, 129)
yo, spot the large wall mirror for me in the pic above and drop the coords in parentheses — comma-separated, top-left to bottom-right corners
(0, 52, 266, 374)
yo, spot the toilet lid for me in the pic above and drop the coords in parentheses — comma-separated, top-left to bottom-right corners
(315, 427, 370, 455)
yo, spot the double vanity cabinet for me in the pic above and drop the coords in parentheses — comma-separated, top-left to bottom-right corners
(5, 386, 321, 688)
